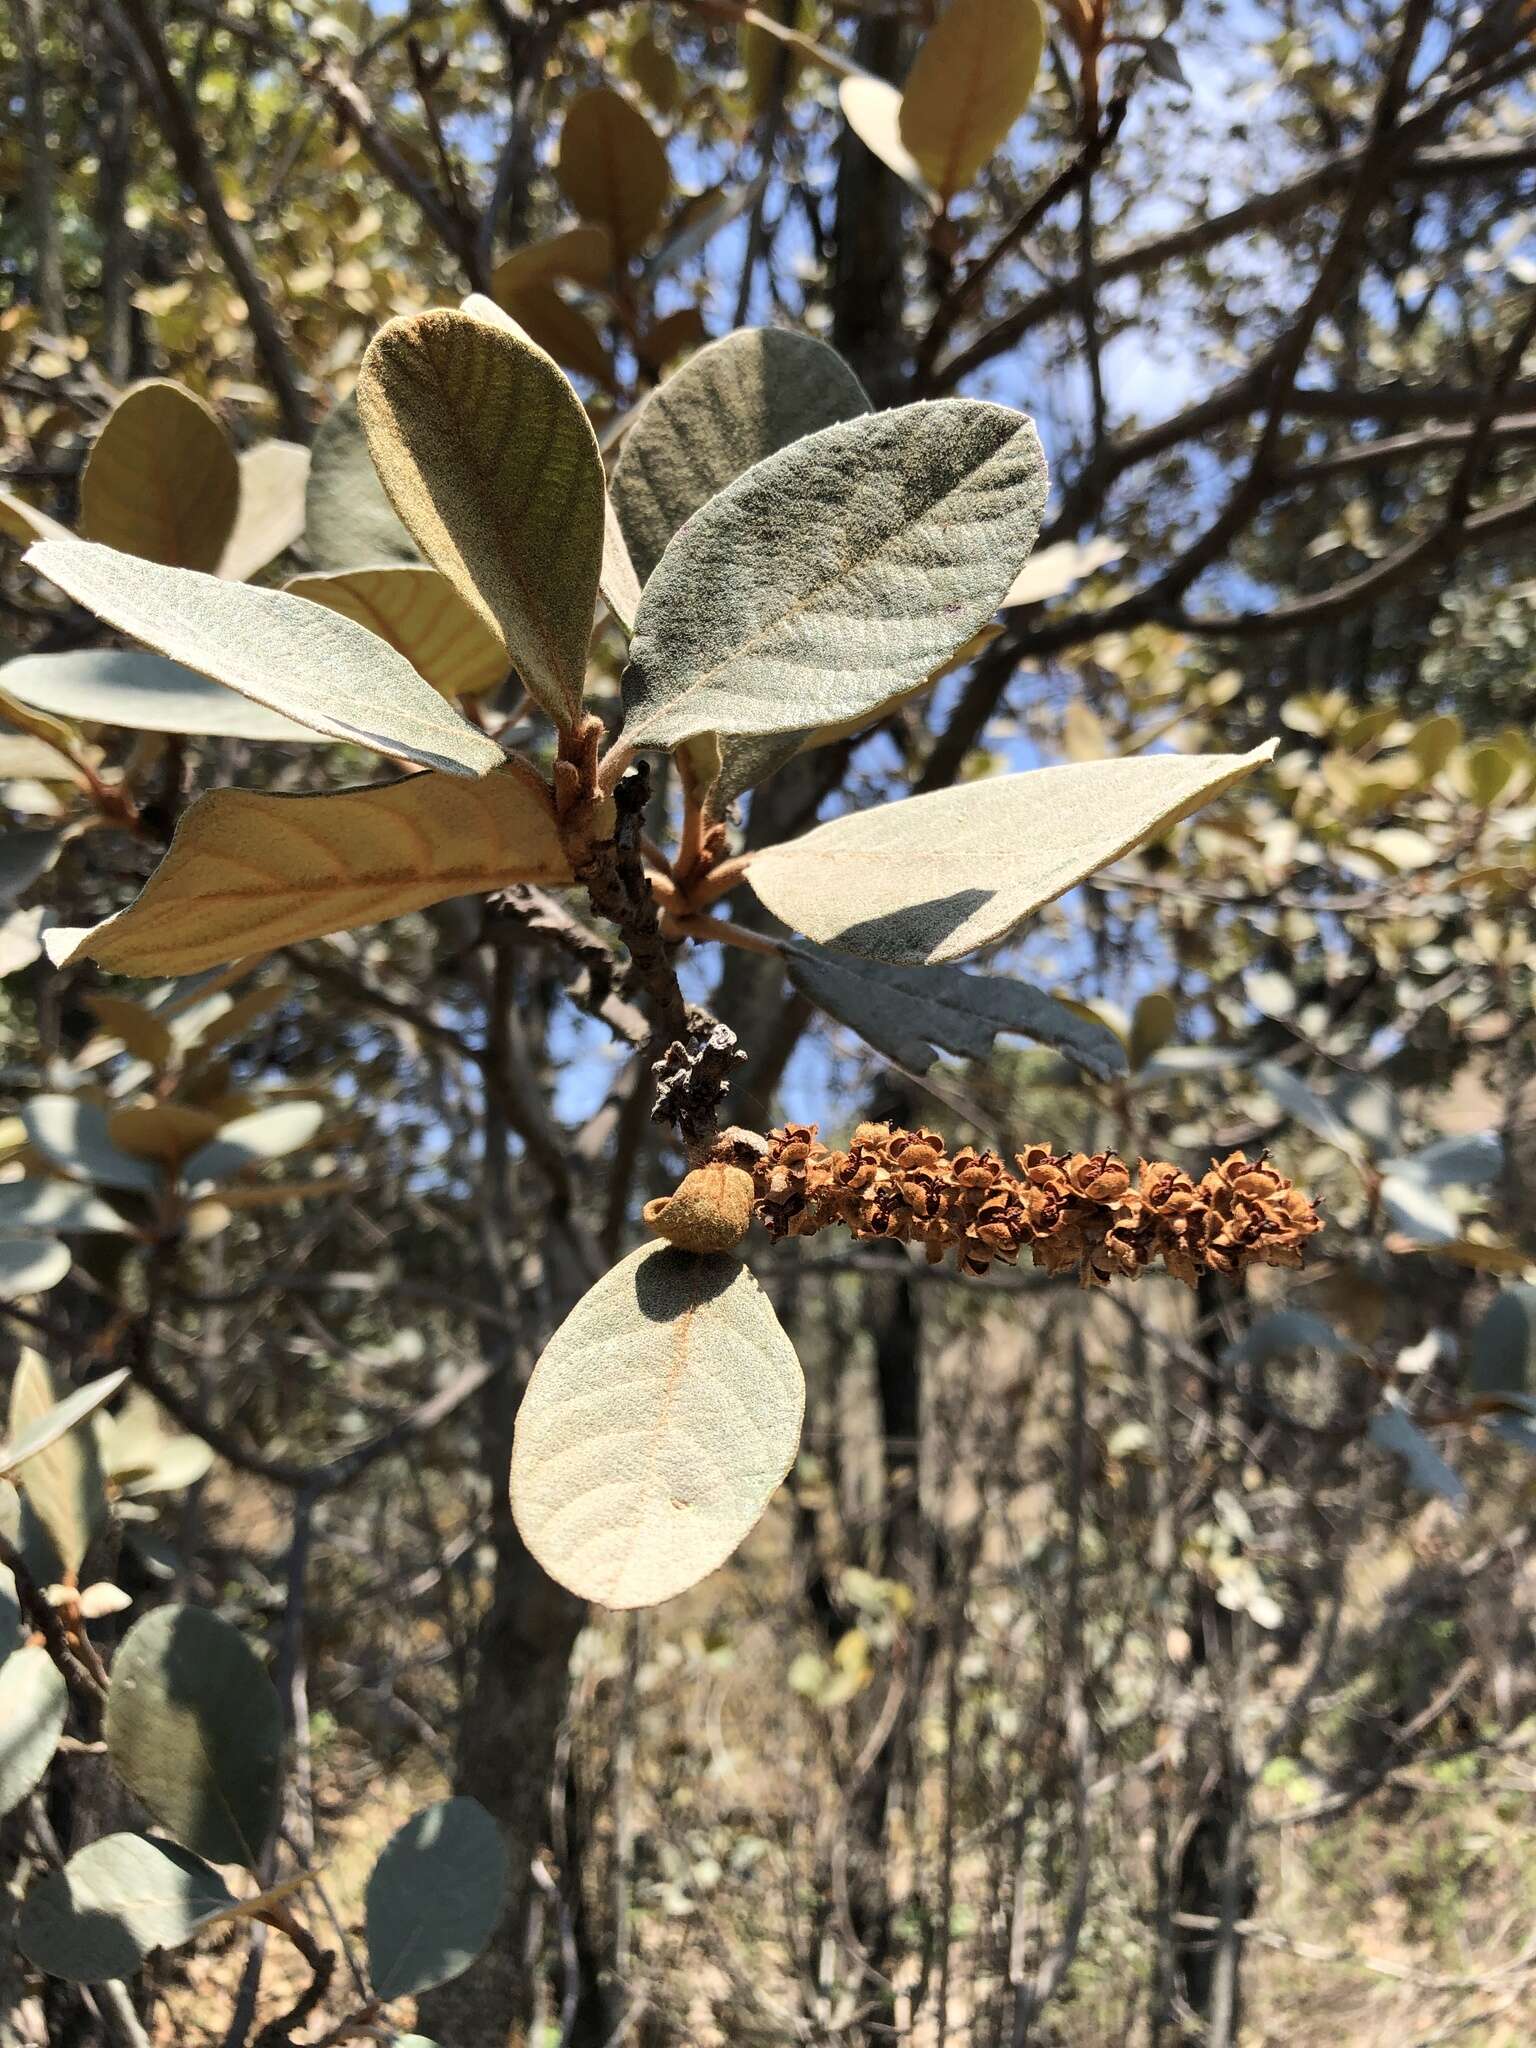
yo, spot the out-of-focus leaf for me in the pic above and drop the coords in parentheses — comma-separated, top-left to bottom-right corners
(6, 1352, 113, 1577)
(0, 1646, 69, 1816)
(0, 907, 56, 977)
(898, 0, 1045, 203)
(47, 766, 572, 978)
(18, 1833, 236, 1982)
(1220, 1310, 1357, 1368)
(612, 327, 870, 585)
(1255, 1060, 1367, 1159)
(1468, 1284, 1536, 1398)
(218, 440, 311, 582)
(0, 649, 325, 743)
(0, 485, 73, 546)
(84, 995, 174, 1066)
(183, 1103, 324, 1187)
(24, 541, 504, 777)
(747, 745, 1274, 965)
(105, 1605, 282, 1868)
(0, 825, 63, 905)
(285, 567, 508, 699)
(356, 308, 603, 732)
(556, 86, 671, 258)
(1127, 992, 1176, 1073)
(1379, 1174, 1461, 1245)
(365, 1798, 508, 2000)
(788, 946, 1127, 1079)
(622, 401, 1046, 749)
(100, 1390, 216, 1497)
(491, 224, 613, 298)
(1368, 1400, 1466, 1509)
(0, 1182, 137, 1236)
(20, 1098, 160, 1192)
(512, 1243, 804, 1607)
(79, 381, 239, 574)
(0, 1237, 70, 1300)
(1004, 536, 1122, 606)
(838, 76, 933, 201)
(1381, 1131, 1503, 1191)
(304, 391, 420, 572)
(494, 280, 616, 393)
(106, 1106, 222, 1168)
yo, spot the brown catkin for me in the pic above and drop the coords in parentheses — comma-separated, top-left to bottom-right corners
(753, 1123, 1322, 1288)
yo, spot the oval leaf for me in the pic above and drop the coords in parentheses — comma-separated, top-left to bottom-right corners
(622, 400, 1045, 750)
(19, 1833, 235, 1983)
(612, 327, 870, 585)
(1469, 1285, 1536, 1397)
(0, 1645, 69, 1816)
(183, 1103, 324, 1188)
(285, 567, 508, 699)
(512, 1243, 805, 1608)
(24, 538, 505, 777)
(80, 381, 240, 574)
(356, 308, 604, 731)
(899, 0, 1045, 203)
(218, 441, 311, 582)
(555, 86, 671, 258)
(304, 391, 420, 572)
(0, 1182, 138, 1237)
(492, 223, 614, 297)
(0, 649, 328, 743)
(365, 1798, 508, 2001)
(746, 743, 1275, 964)
(20, 1097, 161, 1191)
(105, 1604, 282, 1868)
(0, 1236, 71, 1301)
(48, 765, 572, 978)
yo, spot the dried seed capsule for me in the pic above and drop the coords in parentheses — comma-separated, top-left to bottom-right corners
(643, 1162, 757, 1253)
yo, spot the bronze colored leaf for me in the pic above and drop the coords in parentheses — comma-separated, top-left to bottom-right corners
(79, 380, 240, 573)
(48, 765, 574, 977)
(899, 0, 1046, 204)
(555, 87, 671, 259)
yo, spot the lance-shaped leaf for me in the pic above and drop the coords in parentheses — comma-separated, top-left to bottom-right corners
(105, 1604, 282, 1868)
(304, 391, 420, 571)
(0, 1647, 69, 1816)
(184, 1103, 324, 1188)
(612, 328, 871, 584)
(1468, 1284, 1536, 1399)
(899, 0, 1046, 204)
(79, 380, 240, 574)
(24, 539, 504, 777)
(788, 947, 1127, 1080)
(0, 649, 325, 743)
(20, 1098, 161, 1191)
(365, 1798, 508, 2001)
(626, 399, 1048, 753)
(7, 1351, 111, 1578)
(556, 86, 671, 258)
(356, 309, 604, 732)
(622, 400, 1045, 750)
(512, 1243, 804, 1608)
(0, 1236, 70, 1301)
(1380, 1130, 1504, 1191)
(0, 1182, 138, 1236)
(839, 75, 934, 200)
(18, 1833, 237, 1982)
(0, 485, 73, 546)
(0, 1368, 129, 1481)
(285, 567, 508, 699)
(747, 743, 1274, 965)
(46, 765, 572, 978)
(218, 440, 311, 582)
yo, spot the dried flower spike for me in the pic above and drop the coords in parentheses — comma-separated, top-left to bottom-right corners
(752, 1124, 1321, 1288)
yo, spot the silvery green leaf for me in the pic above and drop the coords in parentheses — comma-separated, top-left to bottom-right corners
(304, 390, 420, 572)
(621, 400, 1046, 750)
(1, 650, 322, 742)
(0, 1181, 139, 1236)
(0, 1236, 70, 1301)
(1379, 1173, 1460, 1245)
(1468, 1284, 1536, 1399)
(20, 1097, 160, 1193)
(365, 1798, 508, 2001)
(183, 1103, 325, 1188)
(1221, 1310, 1357, 1369)
(1381, 1130, 1503, 1191)
(0, 1645, 69, 1815)
(612, 328, 870, 585)
(1255, 1062, 1366, 1159)
(24, 539, 504, 778)
(0, 827, 62, 906)
(788, 946, 1126, 1080)
(18, 1833, 235, 1982)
